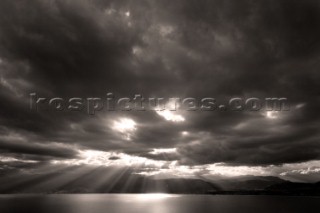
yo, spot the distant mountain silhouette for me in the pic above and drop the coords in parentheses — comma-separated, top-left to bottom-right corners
(212, 176, 286, 191)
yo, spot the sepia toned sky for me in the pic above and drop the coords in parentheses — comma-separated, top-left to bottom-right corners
(0, 0, 320, 183)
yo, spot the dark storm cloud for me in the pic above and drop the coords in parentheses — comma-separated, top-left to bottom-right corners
(177, 130, 320, 166)
(0, 0, 320, 169)
(0, 0, 140, 95)
(0, 136, 78, 159)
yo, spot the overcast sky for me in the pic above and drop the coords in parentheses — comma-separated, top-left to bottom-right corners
(0, 0, 320, 183)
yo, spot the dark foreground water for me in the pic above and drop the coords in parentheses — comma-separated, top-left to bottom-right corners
(0, 194, 320, 213)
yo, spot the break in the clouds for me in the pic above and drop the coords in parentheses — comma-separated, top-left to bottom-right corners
(0, 0, 320, 182)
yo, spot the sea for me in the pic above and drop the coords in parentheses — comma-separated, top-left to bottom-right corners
(0, 194, 319, 213)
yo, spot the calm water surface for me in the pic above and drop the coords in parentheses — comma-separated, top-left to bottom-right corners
(0, 194, 319, 213)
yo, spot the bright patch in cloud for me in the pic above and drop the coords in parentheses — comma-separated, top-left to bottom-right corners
(0, 156, 38, 164)
(157, 111, 185, 122)
(149, 148, 177, 155)
(112, 118, 137, 140)
(265, 111, 279, 119)
(295, 103, 306, 109)
(52, 150, 168, 168)
(156, 99, 185, 122)
(181, 131, 189, 136)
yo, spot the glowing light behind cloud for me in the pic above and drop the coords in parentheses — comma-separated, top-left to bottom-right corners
(52, 150, 169, 168)
(0, 156, 38, 164)
(157, 111, 185, 122)
(149, 148, 177, 155)
(181, 131, 189, 136)
(50, 148, 320, 182)
(265, 111, 279, 119)
(112, 118, 137, 140)
(155, 99, 185, 122)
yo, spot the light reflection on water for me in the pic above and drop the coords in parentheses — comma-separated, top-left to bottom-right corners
(0, 194, 320, 213)
(134, 193, 178, 200)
